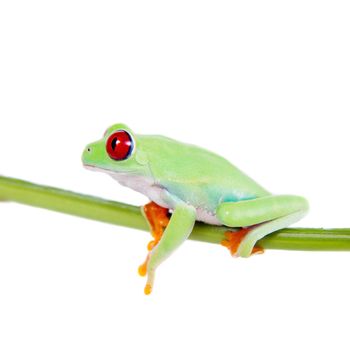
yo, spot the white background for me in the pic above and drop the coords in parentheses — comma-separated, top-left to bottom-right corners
(0, 1, 350, 349)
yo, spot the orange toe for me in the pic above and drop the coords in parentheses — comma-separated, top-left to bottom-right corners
(138, 261, 148, 277)
(251, 246, 264, 255)
(144, 283, 152, 295)
(138, 252, 150, 277)
(147, 240, 157, 251)
(221, 227, 264, 256)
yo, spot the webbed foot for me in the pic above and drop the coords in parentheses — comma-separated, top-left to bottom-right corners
(221, 227, 264, 257)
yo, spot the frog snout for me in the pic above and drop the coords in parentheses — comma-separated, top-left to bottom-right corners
(82, 144, 94, 165)
(84, 145, 93, 156)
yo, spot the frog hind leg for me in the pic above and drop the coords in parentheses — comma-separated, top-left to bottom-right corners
(217, 195, 309, 257)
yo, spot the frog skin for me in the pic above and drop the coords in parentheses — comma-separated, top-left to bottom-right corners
(82, 123, 308, 294)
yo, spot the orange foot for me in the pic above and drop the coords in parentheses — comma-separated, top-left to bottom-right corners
(138, 202, 170, 278)
(221, 227, 264, 256)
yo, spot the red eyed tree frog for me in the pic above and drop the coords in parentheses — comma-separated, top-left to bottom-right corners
(82, 123, 309, 294)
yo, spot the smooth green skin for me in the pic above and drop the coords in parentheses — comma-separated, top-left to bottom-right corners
(82, 123, 309, 291)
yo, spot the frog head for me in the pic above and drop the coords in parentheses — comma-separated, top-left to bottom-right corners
(82, 123, 149, 176)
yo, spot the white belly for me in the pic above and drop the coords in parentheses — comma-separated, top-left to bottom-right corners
(111, 173, 221, 225)
(112, 173, 170, 208)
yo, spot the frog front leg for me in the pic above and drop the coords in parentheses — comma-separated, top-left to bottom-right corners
(217, 195, 309, 257)
(140, 201, 196, 295)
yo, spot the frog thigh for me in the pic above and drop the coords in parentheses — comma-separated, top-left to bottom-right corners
(216, 195, 309, 257)
(216, 195, 309, 228)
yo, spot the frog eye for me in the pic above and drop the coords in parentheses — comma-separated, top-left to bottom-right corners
(106, 130, 134, 161)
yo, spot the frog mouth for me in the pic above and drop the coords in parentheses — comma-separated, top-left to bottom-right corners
(83, 164, 99, 171)
(83, 164, 136, 175)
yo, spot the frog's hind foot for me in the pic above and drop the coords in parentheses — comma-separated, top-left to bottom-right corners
(221, 227, 264, 257)
(138, 202, 170, 292)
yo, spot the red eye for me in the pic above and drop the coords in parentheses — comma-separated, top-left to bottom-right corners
(106, 130, 134, 161)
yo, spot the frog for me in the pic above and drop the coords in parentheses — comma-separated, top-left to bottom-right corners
(82, 123, 309, 294)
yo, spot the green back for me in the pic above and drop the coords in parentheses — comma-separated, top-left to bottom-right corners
(139, 135, 270, 210)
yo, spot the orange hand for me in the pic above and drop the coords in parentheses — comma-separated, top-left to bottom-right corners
(142, 201, 170, 251)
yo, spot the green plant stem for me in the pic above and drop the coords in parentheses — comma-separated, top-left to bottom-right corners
(1, 175, 350, 251)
